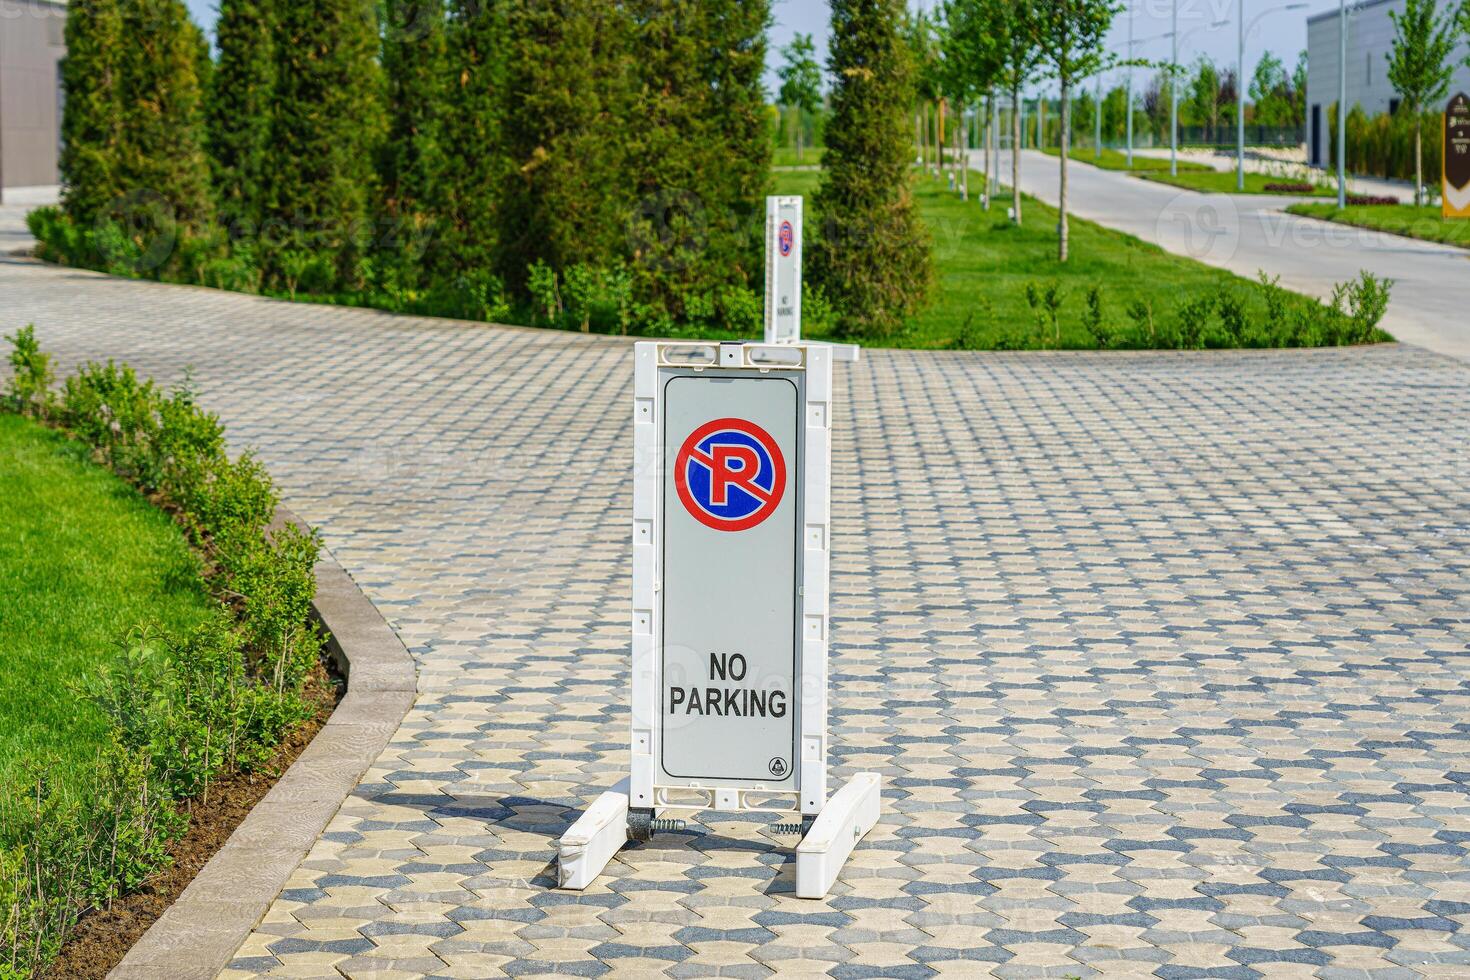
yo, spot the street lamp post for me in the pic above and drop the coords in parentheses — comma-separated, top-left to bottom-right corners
(1126, 2, 1134, 167)
(1171, 0, 1178, 176)
(1238, 2, 1245, 190)
(1338, 0, 1347, 209)
(1125, 25, 1174, 167)
(1238, 2, 1309, 191)
(1096, 74, 1103, 159)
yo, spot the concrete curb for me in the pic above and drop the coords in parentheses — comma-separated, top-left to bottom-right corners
(109, 510, 417, 980)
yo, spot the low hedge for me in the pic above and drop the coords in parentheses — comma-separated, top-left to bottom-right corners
(966, 270, 1394, 352)
(0, 327, 322, 978)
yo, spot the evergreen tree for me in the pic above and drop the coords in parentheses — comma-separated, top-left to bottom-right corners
(209, 0, 276, 235)
(60, 0, 126, 227)
(623, 0, 772, 312)
(382, 0, 449, 285)
(114, 0, 211, 227)
(62, 0, 210, 235)
(812, 0, 932, 339)
(266, 0, 384, 287)
(499, 0, 632, 289)
(437, 0, 508, 283)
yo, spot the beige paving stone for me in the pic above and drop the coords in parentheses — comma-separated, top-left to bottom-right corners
(8, 263, 1466, 979)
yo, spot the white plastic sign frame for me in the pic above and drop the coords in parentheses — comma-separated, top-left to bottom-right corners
(633, 341, 829, 816)
(556, 341, 879, 898)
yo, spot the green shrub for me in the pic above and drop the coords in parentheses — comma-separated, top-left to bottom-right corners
(527, 260, 562, 327)
(1081, 286, 1107, 349)
(61, 361, 162, 483)
(1, 332, 324, 975)
(1332, 271, 1394, 345)
(3, 326, 53, 418)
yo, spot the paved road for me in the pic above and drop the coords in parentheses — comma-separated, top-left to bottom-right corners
(1003, 150, 1470, 363)
(5, 257, 1470, 978)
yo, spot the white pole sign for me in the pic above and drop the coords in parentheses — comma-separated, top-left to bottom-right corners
(764, 196, 802, 345)
(557, 341, 880, 899)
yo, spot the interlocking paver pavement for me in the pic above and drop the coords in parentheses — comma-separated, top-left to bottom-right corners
(4, 256, 1468, 978)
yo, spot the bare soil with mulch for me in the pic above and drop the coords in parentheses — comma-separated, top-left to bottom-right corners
(42, 665, 343, 980)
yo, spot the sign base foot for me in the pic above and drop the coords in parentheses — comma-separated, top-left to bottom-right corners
(795, 772, 882, 899)
(557, 778, 629, 890)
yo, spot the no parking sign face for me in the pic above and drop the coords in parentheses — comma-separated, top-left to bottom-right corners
(674, 418, 787, 532)
(660, 374, 801, 784)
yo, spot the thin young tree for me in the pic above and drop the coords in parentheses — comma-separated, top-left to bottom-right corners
(999, 0, 1043, 226)
(1033, 0, 1122, 262)
(1386, 0, 1458, 205)
(812, 0, 932, 339)
(777, 33, 823, 162)
(940, 0, 1005, 204)
(908, 8, 943, 170)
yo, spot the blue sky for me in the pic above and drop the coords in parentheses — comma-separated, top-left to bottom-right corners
(184, 0, 1339, 97)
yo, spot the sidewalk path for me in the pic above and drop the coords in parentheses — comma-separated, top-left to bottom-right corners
(1006, 150, 1470, 362)
(5, 257, 1470, 978)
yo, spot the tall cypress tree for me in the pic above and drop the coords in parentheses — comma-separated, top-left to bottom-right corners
(208, 0, 276, 236)
(499, 0, 633, 289)
(623, 0, 771, 312)
(439, 0, 509, 281)
(382, 0, 448, 284)
(113, 0, 212, 227)
(59, 0, 126, 227)
(811, 0, 932, 339)
(266, 0, 384, 287)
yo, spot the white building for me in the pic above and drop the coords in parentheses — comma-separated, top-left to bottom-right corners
(1306, 0, 1470, 167)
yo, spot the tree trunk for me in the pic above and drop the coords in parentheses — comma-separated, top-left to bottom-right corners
(1012, 85, 1023, 226)
(938, 99, 947, 173)
(959, 103, 968, 200)
(983, 93, 992, 210)
(1414, 116, 1423, 207)
(915, 108, 922, 166)
(1059, 79, 1070, 263)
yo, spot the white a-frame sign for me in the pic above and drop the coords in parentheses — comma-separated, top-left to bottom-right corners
(556, 340, 880, 898)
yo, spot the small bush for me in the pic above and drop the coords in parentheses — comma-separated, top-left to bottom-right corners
(1, 332, 325, 975)
(3, 326, 53, 418)
(1264, 183, 1315, 194)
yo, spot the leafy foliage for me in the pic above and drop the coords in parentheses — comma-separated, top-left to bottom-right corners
(0, 334, 324, 976)
(1385, 0, 1459, 203)
(999, 272, 1394, 350)
(3, 327, 53, 419)
(209, 0, 277, 236)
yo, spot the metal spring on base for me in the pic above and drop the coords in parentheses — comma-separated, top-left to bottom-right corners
(649, 818, 686, 833)
(770, 822, 806, 836)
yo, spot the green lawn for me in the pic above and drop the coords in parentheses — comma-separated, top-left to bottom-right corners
(0, 414, 214, 796)
(779, 168, 1250, 350)
(1041, 146, 1212, 173)
(1138, 169, 1337, 197)
(772, 146, 824, 168)
(1285, 202, 1470, 248)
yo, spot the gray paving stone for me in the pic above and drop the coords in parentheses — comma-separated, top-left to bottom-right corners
(6, 259, 1469, 978)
